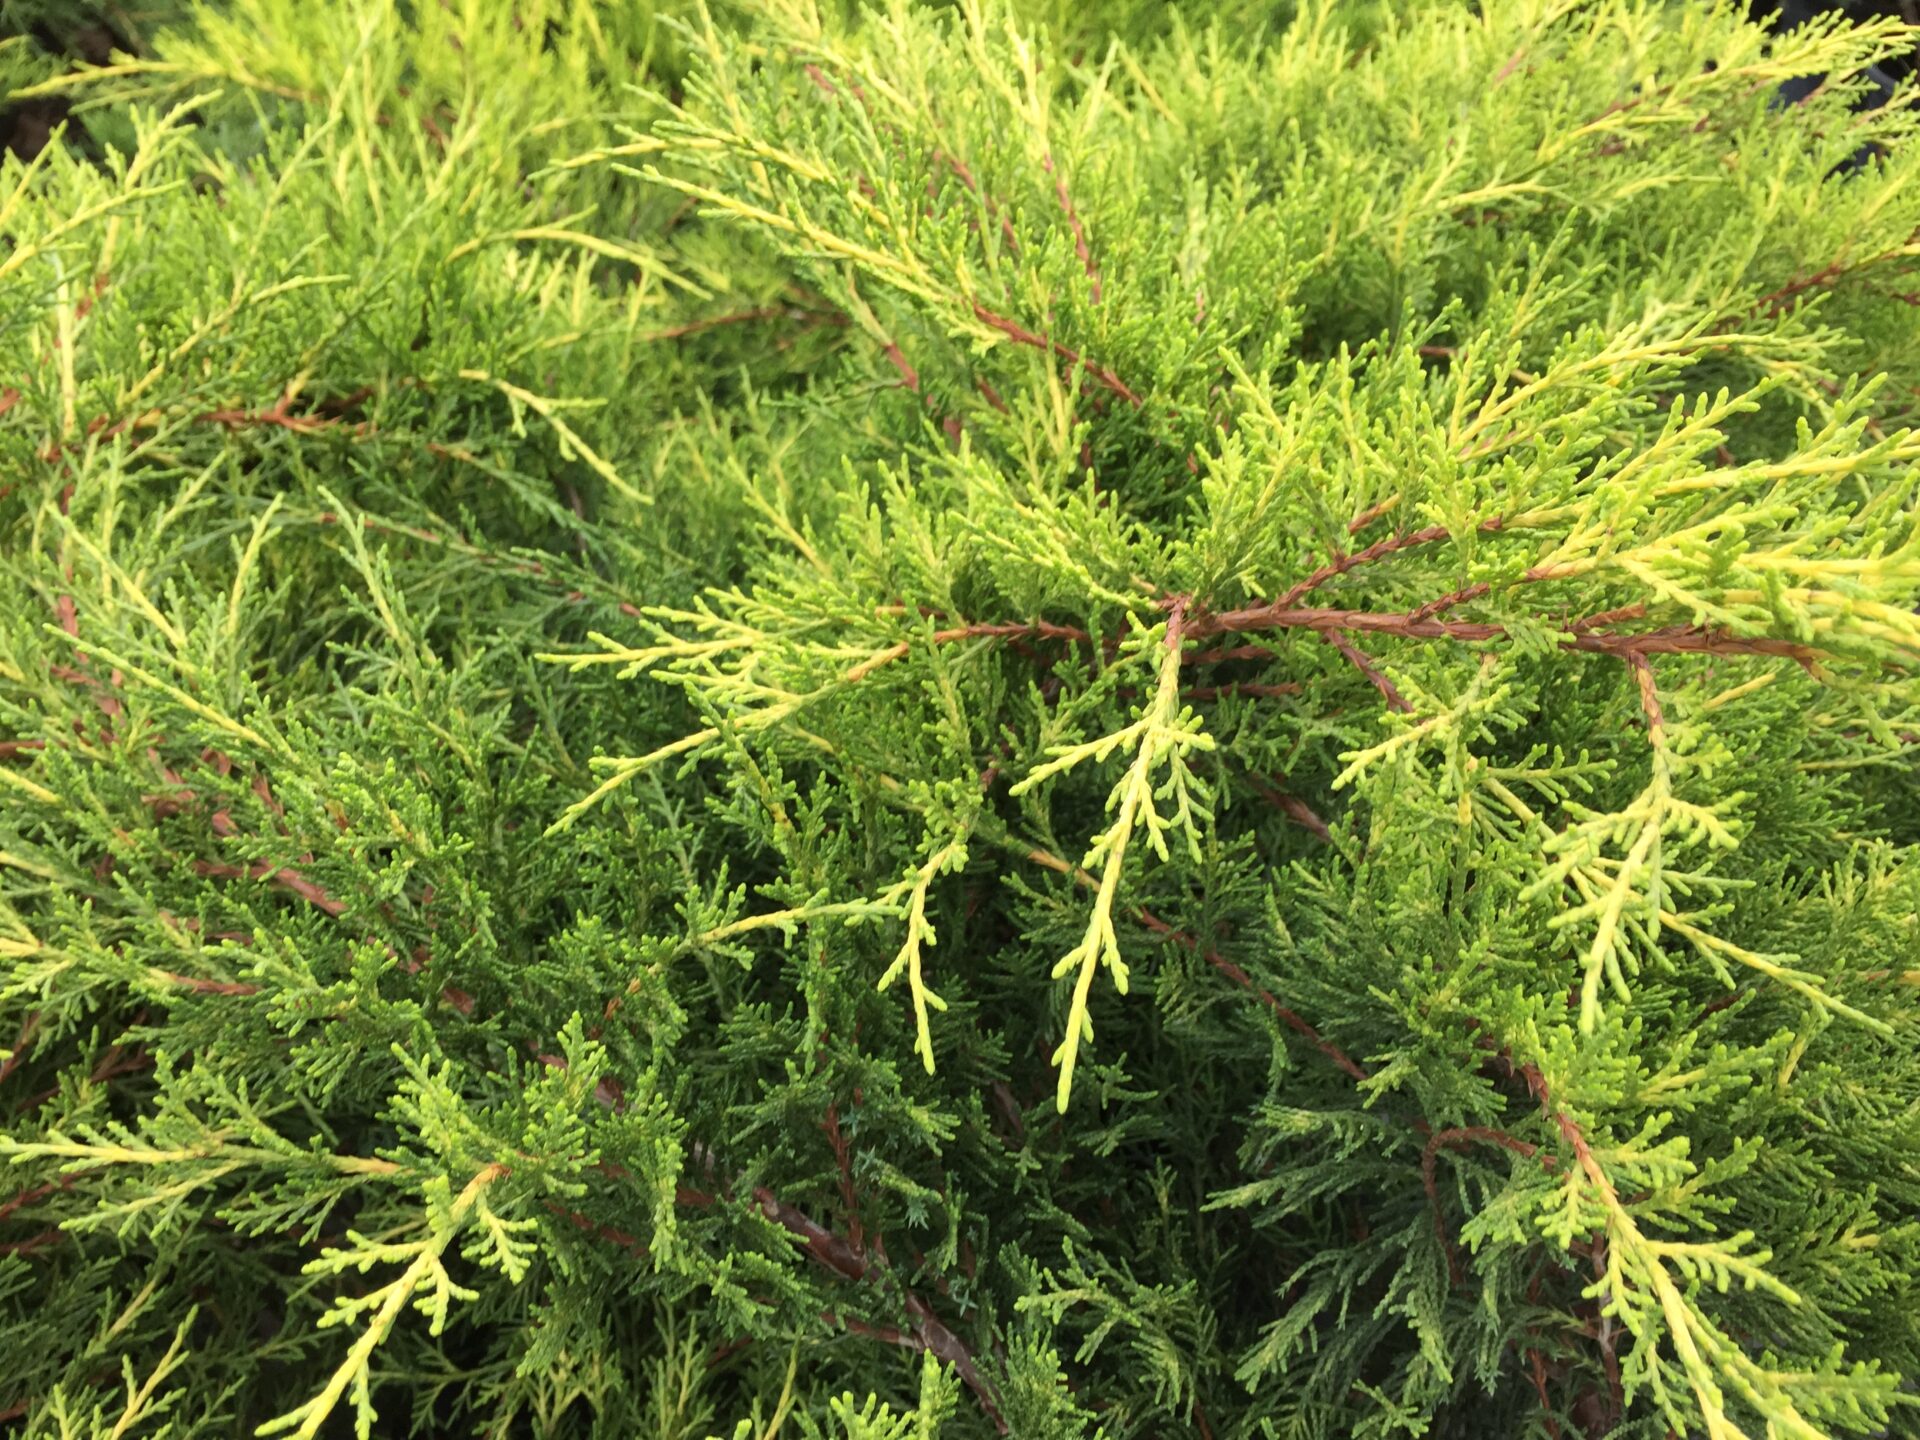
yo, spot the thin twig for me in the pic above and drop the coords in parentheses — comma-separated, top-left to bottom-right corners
(1241, 773, 1332, 842)
(1321, 630, 1411, 713)
(971, 303, 1141, 407)
(1137, 909, 1370, 1083)
(1275, 518, 1506, 610)
(1186, 602, 1824, 668)
(680, 1177, 1006, 1431)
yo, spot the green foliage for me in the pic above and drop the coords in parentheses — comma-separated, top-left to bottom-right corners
(3, 1, 1920, 1437)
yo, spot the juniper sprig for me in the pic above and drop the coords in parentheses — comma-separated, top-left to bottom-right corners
(4, 2, 1920, 1438)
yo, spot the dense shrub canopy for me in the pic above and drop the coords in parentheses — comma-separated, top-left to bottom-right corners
(4, 2, 1920, 1437)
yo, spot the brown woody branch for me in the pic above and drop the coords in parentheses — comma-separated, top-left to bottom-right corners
(643, 305, 847, 343)
(200, 387, 374, 435)
(753, 1184, 1002, 1428)
(190, 859, 346, 917)
(1240, 773, 1332, 842)
(664, 1158, 1005, 1432)
(797, 53, 1128, 418)
(1009, 837, 1367, 1083)
(1134, 906, 1370, 1084)
(1346, 496, 1401, 535)
(1019, 821, 1624, 1427)
(1321, 630, 1411, 713)
(931, 618, 1093, 647)
(0, 1228, 61, 1257)
(822, 1099, 864, 1254)
(155, 971, 260, 997)
(548, 1065, 1008, 1431)
(1180, 681, 1302, 704)
(1043, 151, 1101, 304)
(1274, 517, 1507, 611)
(1186, 602, 1824, 668)
(1406, 582, 1491, 623)
(1746, 229, 1920, 323)
(1528, 1343, 1563, 1440)
(1184, 643, 1279, 668)
(971, 303, 1141, 407)
(36, 386, 376, 464)
(1421, 1125, 1559, 1282)
(0, 1175, 77, 1226)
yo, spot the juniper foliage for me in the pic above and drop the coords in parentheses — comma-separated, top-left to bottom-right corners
(4, 2, 1920, 1437)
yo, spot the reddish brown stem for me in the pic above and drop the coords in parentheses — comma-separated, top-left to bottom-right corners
(881, 340, 921, 393)
(822, 1099, 864, 1254)
(1322, 630, 1411, 712)
(544, 1199, 650, 1255)
(1181, 681, 1303, 703)
(1276, 519, 1504, 610)
(1187, 603, 1823, 667)
(0, 1176, 76, 1225)
(971, 303, 1141, 407)
(40, 387, 376, 464)
(1741, 228, 1920, 323)
(588, 1132, 1011, 1428)
(1346, 497, 1400, 535)
(644, 306, 844, 342)
(1569, 604, 1648, 634)
(1528, 1345, 1564, 1440)
(678, 1180, 1006, 1431)
(1045, 152, 1102, 304)
(930, 618, 1093, 647)
(1241, 774, 1332, 842)
(0, 1228, 62, 1257)
(1422, 1125, 1559, 1284)
(1407, 582, 1491, 623)
(0, 1013, 40, 1088)
(155, 971, 261, 996)
(1134, 908, 1371, 1084)
(191, 859, 346, 917)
